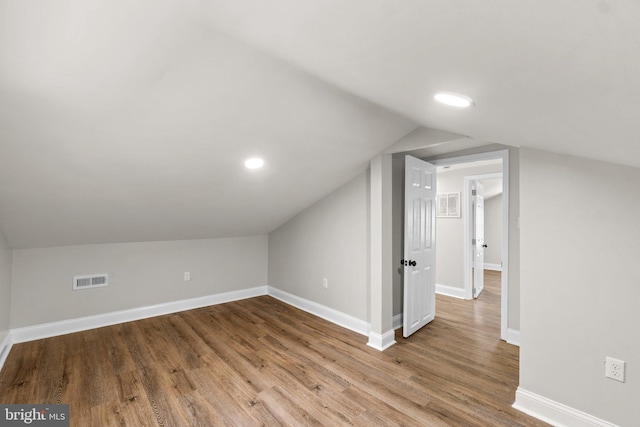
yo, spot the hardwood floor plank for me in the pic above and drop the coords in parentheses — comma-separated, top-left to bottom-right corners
(345, 385, 449, 427)
(254, 347, 360, 425)
(184, 377, 256, 426)
(119, 322, 154, 371)
(115, 370, 155, 416)
(137, 364, 192, 427)
(180, 310, 273, 394)
(102, 327, 138, 376)
(177, 391, 230, 426)
(0, 271, 549, 426)
(60, 344, 96, 423)
(257, 385, 325, 427)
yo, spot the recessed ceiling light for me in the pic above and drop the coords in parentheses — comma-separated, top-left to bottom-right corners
(434, 92, 475, 108)
(244, 157, 264, 170)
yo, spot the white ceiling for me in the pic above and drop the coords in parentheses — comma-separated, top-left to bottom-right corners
(1, 0, 639, 248)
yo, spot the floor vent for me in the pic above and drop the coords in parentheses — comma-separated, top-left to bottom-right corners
(73, 274, 109, 290)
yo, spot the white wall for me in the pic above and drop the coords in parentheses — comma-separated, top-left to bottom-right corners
(520, 148, 639, 426)
(0, 230, 11, 345)
(435, 169, 466, 290)
(484, 194, 502, 267)
(11, 236, 268, 328)
(269, 172, 369, 322)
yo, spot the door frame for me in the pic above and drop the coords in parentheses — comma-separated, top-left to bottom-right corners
(464, 173, 502, 300)
(430, 150, 509, 341)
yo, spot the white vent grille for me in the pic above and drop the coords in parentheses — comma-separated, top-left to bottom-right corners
(73, 274, 108, 290)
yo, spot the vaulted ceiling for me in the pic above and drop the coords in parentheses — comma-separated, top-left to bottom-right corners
(1, 1, 638, 249)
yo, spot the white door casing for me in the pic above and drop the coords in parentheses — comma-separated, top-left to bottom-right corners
(473, 181, 485, 298)
(403, 155, 436, 338)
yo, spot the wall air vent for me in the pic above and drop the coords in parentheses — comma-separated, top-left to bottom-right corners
(73, 274, 109, 290)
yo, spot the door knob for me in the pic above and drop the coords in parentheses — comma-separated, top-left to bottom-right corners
(409, 260, 417, 267)
(483, 244, 488, 248)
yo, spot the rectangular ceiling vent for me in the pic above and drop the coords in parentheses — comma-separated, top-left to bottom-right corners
(73, 274, 109, 291)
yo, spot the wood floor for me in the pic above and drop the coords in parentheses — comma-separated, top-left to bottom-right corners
(0, 271, 548, 426)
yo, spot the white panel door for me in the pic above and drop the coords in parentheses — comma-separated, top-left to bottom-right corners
(473, 181, 485, 298)
(403, 155, 436, 338)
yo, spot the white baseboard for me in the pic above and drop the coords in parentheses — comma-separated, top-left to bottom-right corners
(484, 263, 502, 271)
(513, 388, 619, 427)
(11, 286, 268, 343)
(0, 331, 13, 373)
(507, 328, 521, 347)
(436, 283, 467, 299)
(267, 287, 369, 336)
(7, 286, 372, 362)
(367, 329, 396, 351)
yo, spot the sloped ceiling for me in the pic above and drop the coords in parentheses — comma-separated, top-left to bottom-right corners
(1, 0, 639, 248)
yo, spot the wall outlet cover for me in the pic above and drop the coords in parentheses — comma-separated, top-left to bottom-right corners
(605, 356, 625, 383)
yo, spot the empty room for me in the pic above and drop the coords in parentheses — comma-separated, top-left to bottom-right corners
(0, 1, 638, 426)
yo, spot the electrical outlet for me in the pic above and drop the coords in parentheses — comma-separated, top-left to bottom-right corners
(605, 357, 625, 382)
(184, 272, 191, 281)
(322, 278, 328, 289)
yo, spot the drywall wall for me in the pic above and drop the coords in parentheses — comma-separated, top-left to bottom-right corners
(268, 172, 369, 322)
(0, 230, 11, 344)
(435, 169, 466, 290)
(11, 235, 268, 328)
(484, 194, 502, 267)
(519, 148, 639, 425)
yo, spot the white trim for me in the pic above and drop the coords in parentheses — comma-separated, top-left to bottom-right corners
(0, 331, 13, 373)
(500, 151, 510, 342)
(367, 329, 396, 351)
(484, 263, 502, 271)
(7, 286, 372, 352)
(507, 328, 520, 347)
(267, 286, 370, 336)
(11, 286, 268, 343)
(514, 388, 619, 427)
(436, 283, 467, 299)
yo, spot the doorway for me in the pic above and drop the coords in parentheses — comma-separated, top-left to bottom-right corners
(431, 151, 509, 341)
(394, 149, 510, 341)
(464, 172, 503, 300)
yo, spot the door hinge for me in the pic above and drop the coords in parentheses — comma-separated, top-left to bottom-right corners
(472, 238, 476, 245)
(472, 189, 477, 196)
